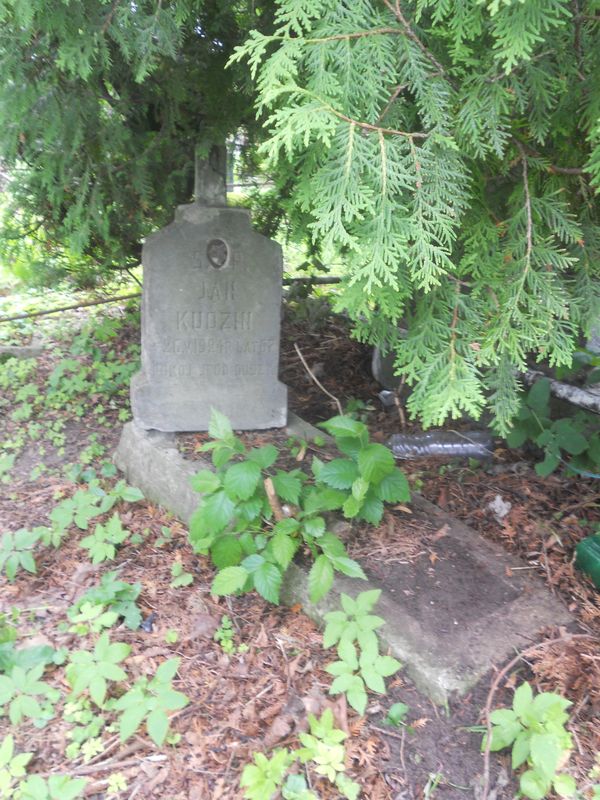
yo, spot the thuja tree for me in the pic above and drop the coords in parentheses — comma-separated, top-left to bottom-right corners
(0, 0, 275, 280)
(233, 0, 600, 433)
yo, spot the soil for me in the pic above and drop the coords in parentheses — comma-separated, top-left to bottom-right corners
(0, 297, 599, 799)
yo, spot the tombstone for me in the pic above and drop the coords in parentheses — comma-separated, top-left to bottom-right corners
(372, 346, 400, 390)
(130, 144, 287, 431)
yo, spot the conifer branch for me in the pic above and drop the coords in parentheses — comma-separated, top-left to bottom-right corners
(380, 0, 451, 82)
(449, 283, 460, 369)
(299, 89, 428, 139)
(376, 84, 408, 125)
(101, 0, 121, 34)
(378, 131, 387, 197)
(515, 138, 586, 176)
(304, 27, 406, 44)
(516, 141, 533, 273)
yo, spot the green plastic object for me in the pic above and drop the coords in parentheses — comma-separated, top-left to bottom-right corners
(575, 534, 600, 589)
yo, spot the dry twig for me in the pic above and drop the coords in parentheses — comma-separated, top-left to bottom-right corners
(294, 342, 343, 415)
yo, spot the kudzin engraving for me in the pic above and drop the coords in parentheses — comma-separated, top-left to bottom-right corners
(176, 310, 253, 332)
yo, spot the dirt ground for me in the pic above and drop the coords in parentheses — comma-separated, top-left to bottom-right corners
(0, 297, 599, 799)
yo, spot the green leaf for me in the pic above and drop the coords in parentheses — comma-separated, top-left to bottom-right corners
(490, 708, 518, 726)
(513, 682, 533, 718)
(386, 702, 410, 727)
(146, 708, 169, 746)
(329, 673, 357, 694)
(526, 380, 551, 415)
(336, 772, 360, 800)
(355, 590, 381, 613)
(51, 776, 88, 800)
(511, 730, 531, 769)
(189, 470, 221, 494)
(212, 443, 237, 469)
(253, 562, 283, 604)
(520, 769, 551, 800)
(530, 733, 561, 781)
(303, 487, 346, 513)
(357, 493, 384, 525)
(361, 667, 386, 694)
(486, 719, 522, 752)
(330, 556, 367, 580)
(237, 497, 264, 522)
(351, 477, 369, 501)
(535, 452, 560, 477)
(242, 553, 265, 573)
(553, 774, 576, 798)
(211, 536, 243, 568)
(119, 704, 147, 743)
(247, 445, 279, 469)
(319, 416, 367, 440)
(376, 469, 410, 503)
(323, 620, 346, 649)
(308, 555, 334, 603)
(337, 638, 358, 667)
(506, 427, 529, 448)
(0, 733, 14, 766)
(302, 516, 325, 538)
(374, 655, 401, 677)
(319, 532, 347, 559)
(326, 661, 354, 678)
(89, 674, 107, 706)
(197, 490, 236, 534)
(346, 683, 367, 715)
(209, 408, 234, 441)
(273, 518, 300, 536)
(342, 494, 362, 518)
(19, 551, 37, 575)
(154, 658, 181, 684)
(272, 471, 302, 504)
(358, 444, 395, 483)
(553, 420, 588, 455)
(319, 459, 359, 490)
(224, 460, 262, 501)
(211, 566, 249, 596)
(120, 485, 144, 502)
(357, 630, 378, 659)
(271, 531, 298, 569)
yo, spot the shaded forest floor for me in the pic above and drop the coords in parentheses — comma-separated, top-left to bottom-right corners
(0, 293, 598, 799)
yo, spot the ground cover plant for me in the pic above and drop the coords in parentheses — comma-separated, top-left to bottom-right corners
(0, 293, 599, 798)
(189, 409, 410, 604)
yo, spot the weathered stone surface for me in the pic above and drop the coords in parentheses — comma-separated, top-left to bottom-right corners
(114, 418, 571, 704)
(372, 346, 400, 390)
(0, 339, 44, 360)
(131, 156, 287, 431)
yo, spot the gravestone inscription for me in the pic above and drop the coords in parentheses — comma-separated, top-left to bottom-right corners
(131, 146, 287, 431)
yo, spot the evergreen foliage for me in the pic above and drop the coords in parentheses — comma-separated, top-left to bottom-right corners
(233, 0, 600, 432)
(0, 0, 275, 279)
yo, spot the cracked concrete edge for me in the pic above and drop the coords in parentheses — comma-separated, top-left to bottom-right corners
(114, 421, 465, 702)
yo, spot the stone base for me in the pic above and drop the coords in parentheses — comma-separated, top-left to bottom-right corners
(130, 370, 287, 432)
(114, 419, 571, 704)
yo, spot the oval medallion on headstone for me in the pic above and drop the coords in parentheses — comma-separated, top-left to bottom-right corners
(206, 238, 229, 269)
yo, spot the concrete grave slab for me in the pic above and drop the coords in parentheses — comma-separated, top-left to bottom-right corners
(114, 418, 571, 704)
